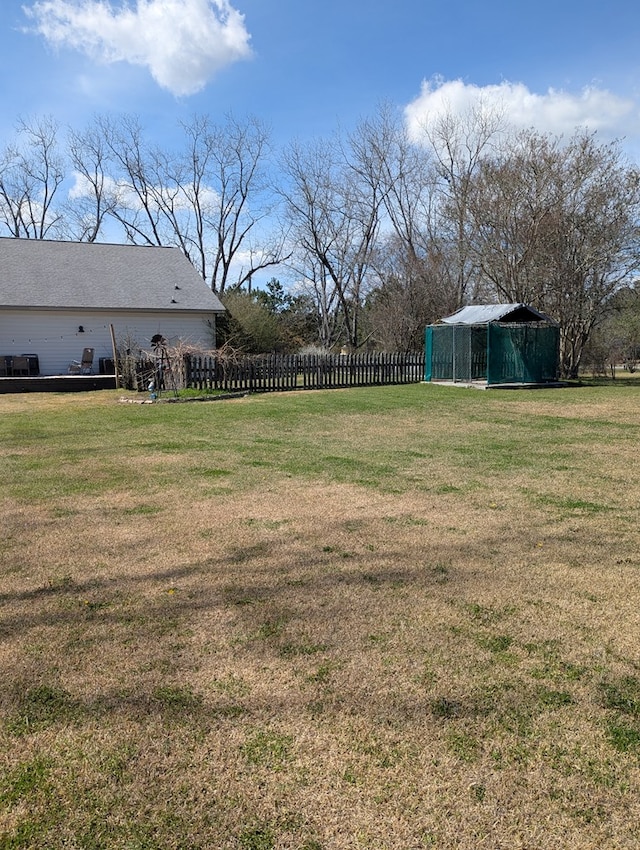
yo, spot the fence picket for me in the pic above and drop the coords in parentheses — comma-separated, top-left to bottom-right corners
(130, 352, 426, 394)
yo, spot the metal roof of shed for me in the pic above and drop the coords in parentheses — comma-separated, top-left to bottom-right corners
(441, 303, 554, 325)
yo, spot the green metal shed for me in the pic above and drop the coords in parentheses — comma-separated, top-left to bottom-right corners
(425, 304, 560, 386)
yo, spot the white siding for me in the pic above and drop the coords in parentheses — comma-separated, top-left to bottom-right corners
(0, 309, 216, 375)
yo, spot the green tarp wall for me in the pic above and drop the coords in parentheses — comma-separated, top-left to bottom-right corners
(425, 323, 559, 385)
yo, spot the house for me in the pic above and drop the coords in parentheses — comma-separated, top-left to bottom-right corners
(425, 303, 560, 386)
(0, 238, 226, 377)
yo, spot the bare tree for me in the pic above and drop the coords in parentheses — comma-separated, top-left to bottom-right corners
(586, 286, 640, 375)
(91, 114, 170, 247)
(366, 233, 454, 352)
(80, 113, 286, 292)
(281, 131, 384, 350)
(0, 116, 65, 238)
(66, 120, 117, 242)
(354, 104, 461, 341)
(466, 130, 640, 377)
(465, 131, 559, 304)
(184, 114, 287, 293)
(423, 100, 506, 308)
(545, 135, 640, 377)
(286, 250, 344, 350)
(355, 104, 438, 268)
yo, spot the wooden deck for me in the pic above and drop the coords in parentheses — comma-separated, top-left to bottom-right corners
(0, 374, 117, 394)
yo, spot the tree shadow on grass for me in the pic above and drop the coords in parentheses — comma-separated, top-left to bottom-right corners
(0, 514, 618, 746)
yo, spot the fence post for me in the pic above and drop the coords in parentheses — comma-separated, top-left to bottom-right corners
(132, 349, 426, 394)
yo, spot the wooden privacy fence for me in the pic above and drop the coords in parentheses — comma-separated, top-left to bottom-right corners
(129, 352, 426, 393)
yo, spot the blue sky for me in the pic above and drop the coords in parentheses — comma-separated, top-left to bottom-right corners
(2, 0, 640, 157)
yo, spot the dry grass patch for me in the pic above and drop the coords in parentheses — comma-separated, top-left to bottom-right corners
(2, 385, 640, 848)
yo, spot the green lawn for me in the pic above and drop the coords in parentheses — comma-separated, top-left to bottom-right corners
(1, 383, 640, 848)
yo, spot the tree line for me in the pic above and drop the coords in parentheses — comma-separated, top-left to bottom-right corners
(1, 107, 639, 377)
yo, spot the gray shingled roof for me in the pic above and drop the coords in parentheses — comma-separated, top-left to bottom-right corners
(441, 303, 554, 325)
(0, 238, 225, 313)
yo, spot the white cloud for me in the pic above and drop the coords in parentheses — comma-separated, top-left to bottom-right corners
(405, 77, 640, 144)
(23, 0, 252, 96)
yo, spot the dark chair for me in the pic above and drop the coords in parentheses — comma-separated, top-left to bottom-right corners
(11, 356, 30, 377)
(21, 354, 40, 376)
(68, 347, 95, 375)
